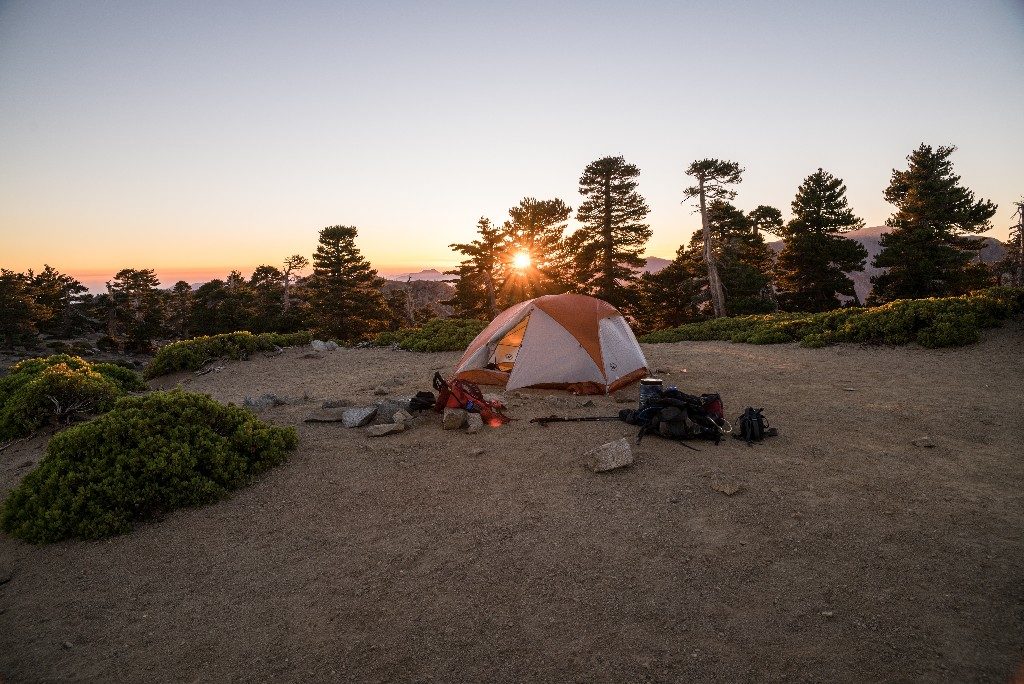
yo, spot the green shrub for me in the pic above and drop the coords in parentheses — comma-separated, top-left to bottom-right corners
(640, 287, 1024, 349)
(145, 330, 313, 379)
(372, 318, 488, 352)
(0, 355, 146, 440)
(0, 390, 298, 543)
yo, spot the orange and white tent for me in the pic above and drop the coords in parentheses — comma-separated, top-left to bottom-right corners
(454, 293, 648, 394)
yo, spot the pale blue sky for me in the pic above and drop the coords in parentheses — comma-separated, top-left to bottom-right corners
(1, 0, 1022, 285)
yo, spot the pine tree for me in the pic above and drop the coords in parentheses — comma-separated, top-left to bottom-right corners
(501, 197, 572, 303)
(250, 265, 285, 331)
(776, 168, 868, 311)
(701, 200, 776, 314)
(446, 217, 507, 318)
(633, 246, 705, 331)
(571, 156, 651, 308)
(105, 268, 165, 351)
(27, 265, 88, 337)
(0, 269, 49, 347)
(870, 144, 997, 302)
(166, 281, 193, 338)
(683, 159, 744, 317)
(996, 199, 1023, 287)
(308, 225, 390, 341)
(281, 254, 309, 311)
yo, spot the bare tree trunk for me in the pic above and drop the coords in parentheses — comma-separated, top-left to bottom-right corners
(699, 180, 728, 317)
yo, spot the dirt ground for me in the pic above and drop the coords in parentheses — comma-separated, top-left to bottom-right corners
(1, 324, 1022, 682)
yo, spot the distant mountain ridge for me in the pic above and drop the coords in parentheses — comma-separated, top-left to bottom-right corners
(383, 269, 451, 282)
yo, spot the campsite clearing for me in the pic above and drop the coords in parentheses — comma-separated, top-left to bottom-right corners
(1, 322, 1022, 682)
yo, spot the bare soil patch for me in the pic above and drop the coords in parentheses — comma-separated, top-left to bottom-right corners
(2, 323, 1022, 682)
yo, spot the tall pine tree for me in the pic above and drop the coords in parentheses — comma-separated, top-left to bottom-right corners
(571, 156, 651, 308)
(308, 225, 390, 341)
(500, 197, 571, 303)
(683, 159, 744, 317)
(446, 217, 507, 318)
(870, 144, 996, 303)
(776, 168, 868, 311)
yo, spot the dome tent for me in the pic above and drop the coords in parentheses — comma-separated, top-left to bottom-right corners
(454, 293, 648, 394)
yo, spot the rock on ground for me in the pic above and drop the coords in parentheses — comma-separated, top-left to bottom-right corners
(365, 422, 405, 437)
(585, 437, 634, 473)
(342, 406, 377, 428)
(311, 340, 340, 352)
(443, 408, 467, 430)
(243, 393, 286, 409)
(466, 413, 485, 434)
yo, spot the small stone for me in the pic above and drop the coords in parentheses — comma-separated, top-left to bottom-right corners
(585, 437, 634, 473)
(373, 386, 388, 396)
(469, 447, 486, 456)
(18, 460, 34, 469)
(842, 387, 856, 392)
(393, 409, 413, 427)
(61, 641, 73, 650)
(821, 610, 835, 618)
(911, 437, 935, 448)
(366, 423, 404, 437)
(442, 408, 467, 430)
(465, 412, 485, 434)
(613, 392, 634, 404)
(655, 368, 669, 374)
(711, 482, 743, 496)
(669, 496, 680, 504)
(579, 399, 595, 407)
(321, 399, 349, 409)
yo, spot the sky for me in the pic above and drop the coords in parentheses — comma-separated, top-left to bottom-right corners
(1, 0, 1022, 290)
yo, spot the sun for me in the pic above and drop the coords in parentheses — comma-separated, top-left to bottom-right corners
(512, 252, 531, 270)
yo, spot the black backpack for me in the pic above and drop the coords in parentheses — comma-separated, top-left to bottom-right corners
(620, 390, 725, 444)
(733, 407, 778, 445)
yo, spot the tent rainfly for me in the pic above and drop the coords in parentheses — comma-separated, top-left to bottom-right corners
(453, 293, 649, 394)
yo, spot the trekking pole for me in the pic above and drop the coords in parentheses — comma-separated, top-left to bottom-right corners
(530, 415, 623, 427)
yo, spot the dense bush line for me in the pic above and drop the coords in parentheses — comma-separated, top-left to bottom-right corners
(640, 287, 1024, 348)
(0, 355, 146, 440)
(145, 331, 312, 379)
(0, 390, 298, 543)
(372, 318, 488, 352)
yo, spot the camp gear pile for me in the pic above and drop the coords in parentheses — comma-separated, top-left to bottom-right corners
(620, 389, 727, 444)
(432, 372, 511, 426)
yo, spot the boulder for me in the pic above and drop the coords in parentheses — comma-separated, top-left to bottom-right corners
(465, 412, 485, 434)
(442, 408, 467, 430)
(585, 438, 634, 473)
(366, 422, 405, 437)
(342, 406, 378, 428)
